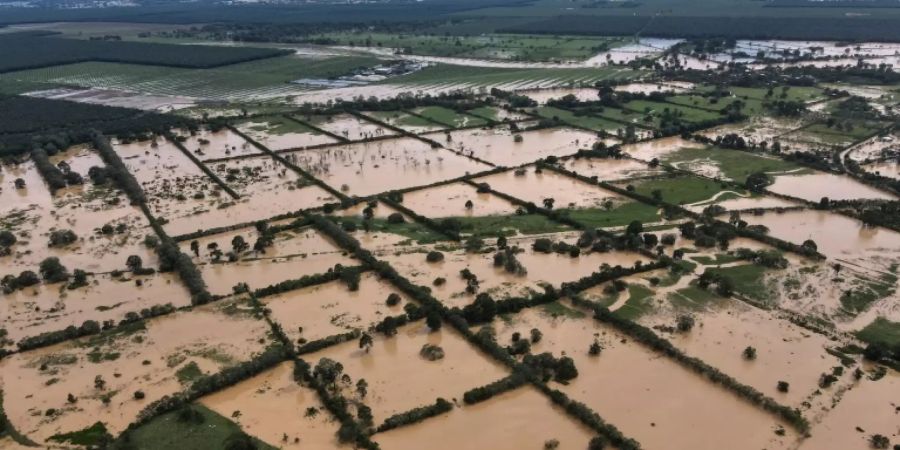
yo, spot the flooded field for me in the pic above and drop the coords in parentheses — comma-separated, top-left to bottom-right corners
(374, 386, 594, 450)
(620, 136, 704, 161)
(768, 172, 896, 202)
(312, 114, 397, 141)
(561, 156, 664, 182)
(474, 166, 624, 209)
(440, 126, 597, 166)
(303, 321, 509, 424)
(399, 182, 517, 218)
(0, 301, 270, 442)
(236, 116, 338, 151)
(521, 88, 600, 105)
(286, 138, 490, 196)
(174, 127, 256, 160)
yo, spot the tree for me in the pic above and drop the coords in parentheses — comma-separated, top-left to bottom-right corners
(126, 255, 143, 272)
(464, 200, 474, 210)
(426, 311, 442, 331)
(0, 230, 16, 247)
(542, 198, 555, 210)
(588, 436, 607, 450)
(777, 381, 789, 392)
(39, 257, 69, 283)
(386, 293, 401, 307)
(677, 314, 695, 332)
(359, 333, 373, 353)
(745, 172, 770, 192)
(801, 239, 817, 253)
(356, 379, 368, 398)
(743, 346, 757, 360)
(426, 251, 444, 263)
(224, 431, 257, 450)
(626, 220, 643, 236)
(190, 240, 200, 257)
(870, 434, 889, 449)
(464, 236, 484, 253)
(231, 235, 249, 254)
(16, 270, 40, 287)
(387, 213, 405, 224)
(48, 229, 77, 248)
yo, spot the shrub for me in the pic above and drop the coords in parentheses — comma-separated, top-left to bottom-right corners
(48, 229, 77, 248)
(387, 213, 405, 224)
(0, 230, 16, 247)
(742, 346, 757, 360)
(386, 293, 402, 307)
(676, 315, 695, 332)
(40, 257, 69, 283)
(426, 251, 444, 263)
(777, 381, 789, 393)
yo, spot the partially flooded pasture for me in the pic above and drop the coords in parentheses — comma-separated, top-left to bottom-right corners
(0, 300, 270, 443)
(521, 87, 600, 105)
(365, 110, 447, 134)
(0, 271, 191, 351)
(439, 126, 597, 166)
(285, 138, 490, 197)
(620, 136, 703, 161)
(561, 157, 664, 182)
(768, 172, 896, 202)
(378, 242, 646, 309)
(399, 182, 517, 218)
(374, 385, 594, 450)
(492, 306, 799, 450)
(199, 362, 348, 449)
(798, 368, 899, 450)
(699, 116, 808, 147)
(303, 321, 509, 425)
(685, 193, 801, 213)
(236, 116, 338, 151)
(264, 272, 410, 345)
(474, 166, 624, 209)
(173, 127, 257, 161)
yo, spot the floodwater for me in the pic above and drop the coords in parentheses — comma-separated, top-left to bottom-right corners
(699, 116, 808, 148)
(313, 114, 397, 141)
(494, 306, 799, 450)
(303, 321, 509, 424)
(615, 82, 692, 94)
(561, 156, 665, 182)
(474, 166, 624, 209)
(263, 272, 410, 344)
(685, 193, 800, 213)
(441, 126, 598, 167)
(286, 138, 490, 197)
(798, 368, 899, 450)
(0, 271, 191, 351)
(374, 385, 594, 450)
(742, 209, 900, 259)
(640, 299, 840, 407)
(174, 127, 257, 161)
(380, 242, 645, 309)
(0, 302, 270, 442)
(768, 172, 896, 202)
(861, 161, 900, 179)
(200, 362, 348, 449)
(25, 87, 195, 112)
(522, 88, 599, 105)
(365, 110, 447, 134)
(399, 182, 517, 218)
(237, 117, 338, 151)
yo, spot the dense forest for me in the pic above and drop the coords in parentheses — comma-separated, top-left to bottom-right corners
(0, 31, 291, 73)
(0, 95, 192, 156)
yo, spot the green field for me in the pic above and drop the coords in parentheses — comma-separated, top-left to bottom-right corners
(246, 115, 322, 135)
(631, 175, 733, 205)
(624, 99, 722, 122)
(390, 64, 641, 88)
(413, 106, 487, 128)
(613, 284, 656, 321)
(662, 146, 805, 183)
(562, 201, 661, 229)
(452, 213, 570, 237)
(0, 55, 381, 100)
(856, 317, 900, 347)
(706, 264, 772, 302)
(113, 404, 275, 450)
(532, 106, 624, 132)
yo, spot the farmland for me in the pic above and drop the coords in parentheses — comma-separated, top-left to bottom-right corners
(1, 8, 900, 450)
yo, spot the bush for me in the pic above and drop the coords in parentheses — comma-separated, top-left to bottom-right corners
(0, 230, 17, 247)
(386, 293, 402, 307)
(376, 398, 453, 433)
(387, 213, 405, 224)
(425, 251, 444, 263)
(48, 229, 77, 248)
(39, 257, 69, 283)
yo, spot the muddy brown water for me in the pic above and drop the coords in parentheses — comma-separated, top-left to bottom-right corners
(474, 166, 625, 209)
(441, 126, 597, 167)
(561, 157, 665, 182)
(768, 172, 897, 202)
(398, 182, 517, 218)
(236, 119, 338, 151)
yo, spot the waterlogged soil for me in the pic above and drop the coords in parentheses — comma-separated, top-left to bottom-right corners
(303, 321, 509, 425)
(0, 301, 270, 443)
(378, 242, 646, 309)
(174, 127, 257, 161)
(685, 193, 801, 213)
(768, 172, 897, 202)
(237, 117, 338, 151)
(439, 126, 597, 167)
(374, 385, 594, 450)
(199, 362, 348, 450)
(0, 271, 191, 351)
(798, 367, 899, 450)
(561, 157, 665, 182)
(365, 110, 447, 134)
(399, 182, 517, 218)
(264, 272, 410, 345)
(699, 116, 808, 148)
(474, 166, 625, 209)
(285, 137, 490, 197)
(639, 298, 840, 407)
(493, 306, 799, 450)
(521, 88, 600, 105)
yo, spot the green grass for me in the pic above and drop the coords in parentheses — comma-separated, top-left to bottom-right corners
(368, 110, 443, 129)
(0, 55, 381, 100)
(840, 273, 897, 314)
(668, 285, 721, 310)
(561, 201, 660, 229)
(612, 284, 655, 321)
(452, 214, 569, 237)
(112, 404, 275, 450)
(540, 301, 587, 319)
(467, 106, 506, 121)
(662, 146, 804, 184)
(332, 217, 447, 244)
(856, 317, 900, 347)
(691, 253, 744, 266)
(531, 106, 625, 132)
(624, 99, 721, 122)
(50, 422, 113, 447)
(176, 361, 204, 385)
(728, 86, 826, 103)
(707, 264, 771, 302)
(592, 106, 660, 129)
(245, 115, 321, 136)
(632, 175, 732, 205)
